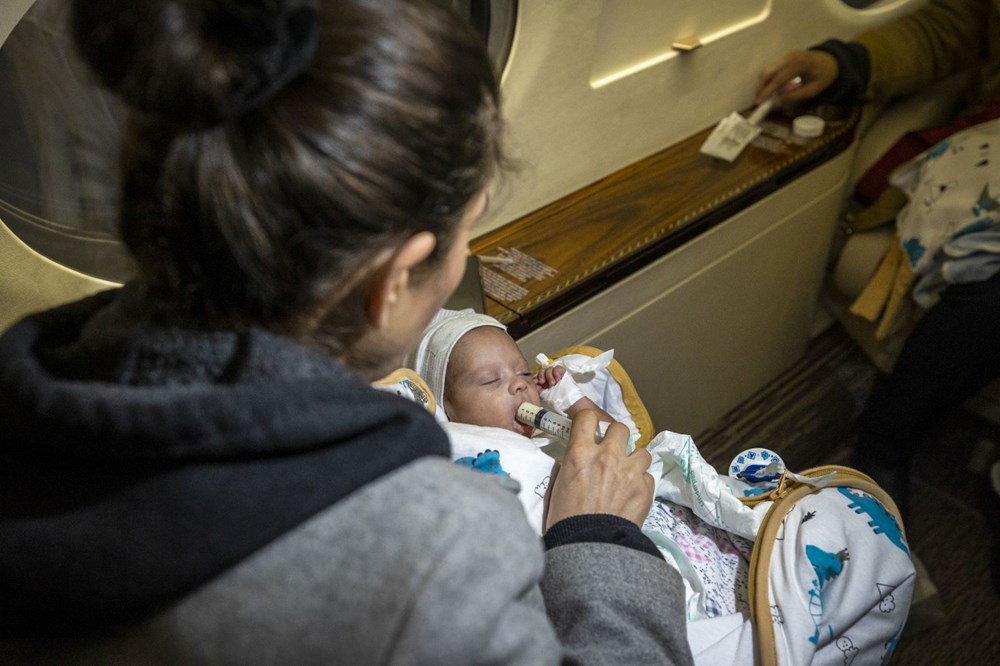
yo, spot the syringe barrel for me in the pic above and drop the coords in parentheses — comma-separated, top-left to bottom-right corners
(516, 403, 573, 441)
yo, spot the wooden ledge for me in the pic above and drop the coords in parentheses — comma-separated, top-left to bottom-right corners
(471, 107, 859, 338)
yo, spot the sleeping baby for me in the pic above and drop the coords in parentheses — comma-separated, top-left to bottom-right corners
(409, 308, 755, 622)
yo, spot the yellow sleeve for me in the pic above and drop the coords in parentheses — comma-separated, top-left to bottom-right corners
(856, 0, 992, 102)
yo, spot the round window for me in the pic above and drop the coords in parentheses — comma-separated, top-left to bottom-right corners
(0, 0, 516, 282)
(0, 0, 131, 281)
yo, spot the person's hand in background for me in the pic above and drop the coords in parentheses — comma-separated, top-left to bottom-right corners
(757, 49, 839, 105)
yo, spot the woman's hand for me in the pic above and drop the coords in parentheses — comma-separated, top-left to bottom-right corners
(565, 396, 617, 425)
(543, 410, 653, 530)
(756, 49, 838, 105)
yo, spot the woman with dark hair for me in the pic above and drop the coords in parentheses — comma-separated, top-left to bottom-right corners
(0, 1, 692, 663)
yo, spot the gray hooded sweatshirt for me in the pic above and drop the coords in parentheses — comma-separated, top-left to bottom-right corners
(0, 285, 693, 665)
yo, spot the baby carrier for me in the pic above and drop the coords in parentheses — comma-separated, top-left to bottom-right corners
(745, 464, 911, 665)
(376, 346, 915, 665)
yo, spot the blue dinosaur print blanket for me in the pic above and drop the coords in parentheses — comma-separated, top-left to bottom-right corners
(893, 117, 1000, 308)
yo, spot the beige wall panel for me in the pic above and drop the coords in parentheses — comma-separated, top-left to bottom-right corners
(518, 150, 853, 435)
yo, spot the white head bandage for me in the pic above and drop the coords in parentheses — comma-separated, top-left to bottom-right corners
(411, 308, 506, 420)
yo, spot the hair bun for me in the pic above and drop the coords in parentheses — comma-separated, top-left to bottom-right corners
(72, 0, 318, 127)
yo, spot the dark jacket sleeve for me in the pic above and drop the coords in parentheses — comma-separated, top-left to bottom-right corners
(810, 39, 871, 106)
(544, 513, 664, 560)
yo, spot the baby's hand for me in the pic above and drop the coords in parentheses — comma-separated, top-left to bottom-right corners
(535, 365, 566, 391)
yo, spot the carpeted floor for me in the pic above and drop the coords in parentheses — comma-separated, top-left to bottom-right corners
(694, 324, 1000, 665)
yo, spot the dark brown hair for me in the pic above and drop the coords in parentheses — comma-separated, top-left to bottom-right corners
(71, 0, 502, 355)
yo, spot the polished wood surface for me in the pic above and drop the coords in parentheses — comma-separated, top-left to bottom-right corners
(471, 108, 859, 337)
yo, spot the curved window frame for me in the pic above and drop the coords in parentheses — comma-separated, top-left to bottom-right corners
(840, 0, 883, 8)
(0, 0, 516, 282)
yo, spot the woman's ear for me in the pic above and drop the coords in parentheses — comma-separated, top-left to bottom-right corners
(367, 232, 437, 329)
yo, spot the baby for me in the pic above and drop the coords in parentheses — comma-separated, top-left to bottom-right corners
(410, 309, 753, 622)
(443, 324, 616, 437)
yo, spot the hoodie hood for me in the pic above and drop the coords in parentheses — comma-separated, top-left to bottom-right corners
(0, 285, 449, 639)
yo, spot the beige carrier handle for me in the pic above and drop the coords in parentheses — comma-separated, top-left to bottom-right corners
(746, 465, 906, 666)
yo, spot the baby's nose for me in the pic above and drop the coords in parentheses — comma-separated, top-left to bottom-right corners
(511, 375, 529, 393)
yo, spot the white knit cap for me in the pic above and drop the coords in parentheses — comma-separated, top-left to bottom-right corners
(411, 308, 506, 419)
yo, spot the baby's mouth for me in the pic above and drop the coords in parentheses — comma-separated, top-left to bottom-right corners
(512, 418, 534, 437)
(512, 405, 535, 437)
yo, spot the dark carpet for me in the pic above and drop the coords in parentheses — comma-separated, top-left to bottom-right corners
(694, 324, 1000, 665)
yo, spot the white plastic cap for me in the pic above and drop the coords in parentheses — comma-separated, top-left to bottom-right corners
(793, 115, 825, 138)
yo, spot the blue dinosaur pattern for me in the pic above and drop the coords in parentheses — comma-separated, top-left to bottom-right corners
(972, 184, 1000, 217)
(807, 545, 847, 586)
(926, 140, 950, 160)
(954, 216, 997, 239)
(837, 487, 910, 556)
(804, 545, 849, 645)
(456, 449, 510, 476)
(902, 237, 925, 267)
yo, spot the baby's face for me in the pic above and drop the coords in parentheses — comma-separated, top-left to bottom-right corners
(444, 326, 541, 436)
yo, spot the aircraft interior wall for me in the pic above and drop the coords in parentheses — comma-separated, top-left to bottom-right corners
(0, 0, 954, 433)
(481, 0, 929, 233)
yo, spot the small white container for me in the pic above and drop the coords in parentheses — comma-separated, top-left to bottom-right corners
(793, 115, 825, 138)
